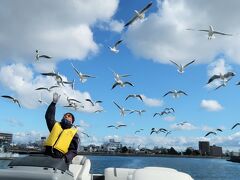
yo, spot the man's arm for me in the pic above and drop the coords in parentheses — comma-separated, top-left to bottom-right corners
(45, 102, 57, 131)
(64, 134, 80, 163)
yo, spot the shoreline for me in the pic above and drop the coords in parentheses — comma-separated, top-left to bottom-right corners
(2, 151, 228, 160)
(79, 152, 227, 159)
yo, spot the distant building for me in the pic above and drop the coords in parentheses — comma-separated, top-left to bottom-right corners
(210, 145, 222, 156)
(199, 141, 210, 155)
(0, 133, 13, 146)
(102, 139, 122, 152)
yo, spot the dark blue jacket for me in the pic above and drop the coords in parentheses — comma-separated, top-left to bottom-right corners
(44, 102, 79, 163)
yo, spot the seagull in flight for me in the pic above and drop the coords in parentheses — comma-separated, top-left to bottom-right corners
(41, 71, 64, 86)
(177, 121, 188, 126)
(165, 131, 172, 137)
(107, 124, 127, 129)
(81, 132, 90, 138)
(135, 129, 144, 134)
(207, 72, 235, 85)
(153, 107, 175, 117)
(204, 131, 217, 137)
(112, 79, 134, 89)
(231, 123, 240, 130)
(85, 99, 102, 106)
(94, 109, 104, 113)
(129, 110, 146, 116)
(71, 63, 96, 83)
(109, 40, 123, 53)
(35, 50, 52, 61)
(124, 1, 153, 27)
(216, 128, 223, 132)
(125, 94, 143, 101)
(169, 60, 195, 74)
(163, 90, 187, 98)
(186, 25, 233, 40)
(113, 101, 131, 116)
(150, 128, 167, 135)
(1, 95, 21, 108)
(37, 93, 48, 105)
(35, 85, 59, 92)
(109, 69, 131, 82)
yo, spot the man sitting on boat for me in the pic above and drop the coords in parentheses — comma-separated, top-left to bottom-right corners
(44, 92, 79, 164)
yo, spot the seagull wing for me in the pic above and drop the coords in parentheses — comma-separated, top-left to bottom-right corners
(198, 29, 209, 33)
(125, 94, 135, 101)
(112, 82, 120, 89)
(169, 60, 180, 68)
(113, 101, 121, 110)
(231, 123, 240, 130)
(120, 74, 131, 78)
(124, 81, 134, 87)
(136, 95, 143, 101)
(213, 31, 232, 36)
(135, 130, 140, 134)
(82, 74, 96, 78)
(207, 75, 221, 84)
(35, 87, 48, 91)
(39, 55, 52, 59)
(165, 131, 171, 137)
(124, 15, 138, 27)
(41, 72, 56, 76)
(49, 85, 59, 90)
(114, 40, 123, 48)
(118, 124, 127, 128)
(107, 125, 115, 128)
(95, 100, 102, 104)
(139, 2, 153, 14)
(153, 113, 160, 117)
(86, 99, 94, 106)
(71, 63, 81, 76)
(69, 98, 81, 104)
(183, 60, 195, 68)
(214, 84, 224, 90)
(150, 130, 155, 135)
(216, 128, 223, 132)
(163, 91, 173, 97)
(177, 90, 188, 96)
(1, 95, 14, 100)
(204, 131, 216, 137)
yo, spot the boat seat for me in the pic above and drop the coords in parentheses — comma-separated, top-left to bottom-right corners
(69, 156, 91, 180)
(71, 155, 87, 165)
(104, 168, 136, 180)
(131, 167, 193, 180)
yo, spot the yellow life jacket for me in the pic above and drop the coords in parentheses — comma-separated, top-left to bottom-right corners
(44, 122, 78, 154)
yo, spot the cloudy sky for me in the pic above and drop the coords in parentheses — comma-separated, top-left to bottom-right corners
(1, 0, 240, 151)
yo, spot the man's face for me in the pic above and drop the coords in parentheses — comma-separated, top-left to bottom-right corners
(63, 113, 73, 124)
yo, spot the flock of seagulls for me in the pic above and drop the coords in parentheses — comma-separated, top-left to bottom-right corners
(2, 1, 240, 143)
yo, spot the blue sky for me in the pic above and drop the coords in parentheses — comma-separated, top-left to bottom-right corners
(0, 0, 240, 151)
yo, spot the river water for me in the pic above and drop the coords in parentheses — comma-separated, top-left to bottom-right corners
(1, 155, 240, 179)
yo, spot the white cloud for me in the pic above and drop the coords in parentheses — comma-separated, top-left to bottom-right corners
(125, 0, 240, 65)
(0, 0, 119, 67)
(170, 123, 197, 131)
(98, 20, 124, 33)
(141, 94, 163, 107)
(0, 63, 102, 112)
(163, 116, 176, 122)
(13, 131, 46, 144)
(201, 99, 223, 112)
